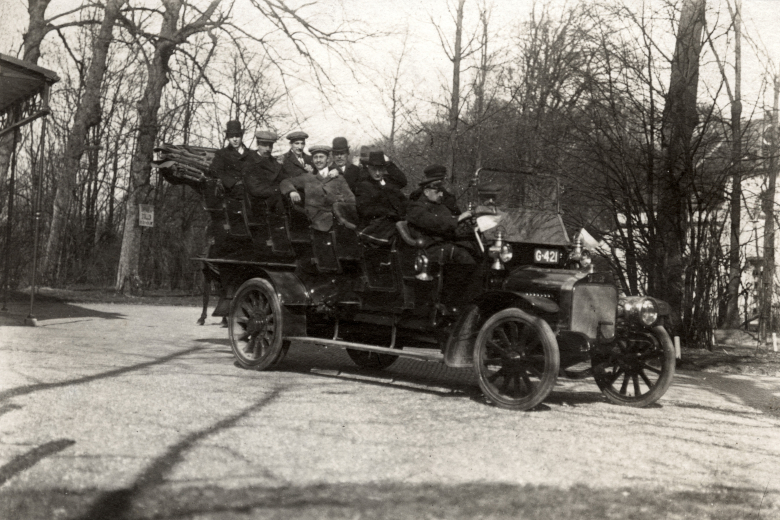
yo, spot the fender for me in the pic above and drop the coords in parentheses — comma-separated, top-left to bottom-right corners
(443, 290, 559, 368)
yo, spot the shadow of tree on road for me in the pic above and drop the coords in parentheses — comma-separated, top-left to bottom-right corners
(0, 347, 204, 401)
(77, 389, 283, 520)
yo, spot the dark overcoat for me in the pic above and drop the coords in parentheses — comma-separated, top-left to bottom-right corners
(354, 176, 407, 224)
(209, 144, 249, 198)
(243, 151, 285, 217)
(344, 162, 407, 192)
(281, 149, 313, 179)
(280, 172, 356, 232)
(406, 196, 459, 245)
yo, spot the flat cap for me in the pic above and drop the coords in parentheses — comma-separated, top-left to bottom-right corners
(254, 130, 278, 143)
(309, 144, 332, 156)
(287, 131, 309, 141)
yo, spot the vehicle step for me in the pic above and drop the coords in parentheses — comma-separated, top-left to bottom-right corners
(285, 336, 445, 363)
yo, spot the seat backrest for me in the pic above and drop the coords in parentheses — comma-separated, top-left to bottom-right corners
(333, 202, 359, 230)
(202, 178, 224, 212)
(395, 220, 420, 247)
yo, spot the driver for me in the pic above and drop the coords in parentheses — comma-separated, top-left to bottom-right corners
(406, 166, 475, 265)
(280, 144, 355, 232)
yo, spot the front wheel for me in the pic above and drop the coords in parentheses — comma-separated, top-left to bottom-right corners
(591, 325, 675, 407)
(473, 308, 559, 411)
(229, 278, 285, 370)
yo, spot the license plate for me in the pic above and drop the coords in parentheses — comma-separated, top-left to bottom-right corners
(534, 248, 559, 264)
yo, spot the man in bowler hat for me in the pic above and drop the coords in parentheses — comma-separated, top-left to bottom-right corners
(329, 137, 363, 189)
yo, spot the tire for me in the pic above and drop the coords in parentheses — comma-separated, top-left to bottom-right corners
(346, 348, 399, 370)
(591, 325, 675, 407)
(229, 278, 285, 370)
(473, 308, 559, 411)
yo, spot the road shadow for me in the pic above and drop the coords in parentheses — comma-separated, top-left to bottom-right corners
(76, 389, 283, 520)
(0, 347, 203, 401)
(1, 478, 775, 520)
(0, 294, 125, 327)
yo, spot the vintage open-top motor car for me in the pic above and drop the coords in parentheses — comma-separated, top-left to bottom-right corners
(156, 146, 676, 411)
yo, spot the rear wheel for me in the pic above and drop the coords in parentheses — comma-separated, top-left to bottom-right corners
(474, 308, 559, 410)
(229, 278, 284, 370)
(591, 325, 675, 407)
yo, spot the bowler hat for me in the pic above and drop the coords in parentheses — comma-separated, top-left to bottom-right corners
(332, 137, 349, 153)
(420, 164, 447, 187)
(287, 131, 308, 141)
(225, 120, 243, 137)
(366, 151, 387, 167)
(255, 129, 278, 144)
(309, 144, 332, 156)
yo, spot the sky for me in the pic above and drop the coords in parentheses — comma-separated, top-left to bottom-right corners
(1, 0, 780, 150)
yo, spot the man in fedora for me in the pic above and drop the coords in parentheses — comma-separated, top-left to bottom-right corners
(353, 145, 408, 192)
(280, 145, 355, 232)
(406, 165, 475, 265)
(329, 137, 363, 190)
(354, 151, 407, 243)
(281, 130, 314, 179)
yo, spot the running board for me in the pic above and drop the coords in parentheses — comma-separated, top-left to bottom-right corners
(285, 336, 445, 363)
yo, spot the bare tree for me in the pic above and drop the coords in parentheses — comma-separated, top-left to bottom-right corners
(115, 0, 225, 294)
(42, 0, 127, 281)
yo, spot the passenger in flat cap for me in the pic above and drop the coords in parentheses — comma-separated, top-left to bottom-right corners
(281, 130, 314, 179)
(406, 172, 476, 266)
(243, 130, 285, 219)
(280, 145, 355, 232)
(408, 163, 460, 216)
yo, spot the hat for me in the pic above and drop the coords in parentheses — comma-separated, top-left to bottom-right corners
(309, 144, 332, 156)
(225, 120, 243, 137)
(366, 151, 387, 167)
(287, 131, 308, 141)
(332, 137, 349, 153)
(420, 164, 447, 187)
(359, 145, 381, 164)
(478, 182, 501, 201)
(254, 130, 278, 144)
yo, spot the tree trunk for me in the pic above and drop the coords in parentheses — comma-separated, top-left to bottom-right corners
(447, 0, 466, 183)
(657, 0, 706, 335)
(761, 79, 779, 339)
(115, 0, 222, 294)
(724, 0, 743, 328)
(42, 0, 126, 281)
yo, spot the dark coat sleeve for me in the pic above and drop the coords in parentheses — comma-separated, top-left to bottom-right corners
(343, 164, 364, 192)
(385, 162, 407, 189)
(209, 149, 241, 189)
(442, 189, 461, 215)
(406, 200, 457, 237)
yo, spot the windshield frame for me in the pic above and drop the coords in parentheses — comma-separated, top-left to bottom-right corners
(469, 167, 561, 214)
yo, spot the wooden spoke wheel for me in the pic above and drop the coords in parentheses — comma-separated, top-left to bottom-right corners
(229, 278, 285, 370)
(591, 325, 675, 407)
(346, 348, 399, 370)
(474, 308, 559, 411)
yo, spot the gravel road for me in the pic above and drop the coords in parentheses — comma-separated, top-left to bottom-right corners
(1, 302, 779, 519)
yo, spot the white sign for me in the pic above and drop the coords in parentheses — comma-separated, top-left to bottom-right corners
(139, 204, 154, 227)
